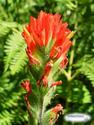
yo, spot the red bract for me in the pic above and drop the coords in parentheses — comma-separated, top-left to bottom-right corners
(50, 81, 62, 87)
(51, 104, 63, 114)
(22, 11, 72, 65)
(21, 80, 32, 93)
(21, 80, 32, 108)
(50, 104, 63, 125)
(37, 60, 53, 86)
(60, 56, 68, 68)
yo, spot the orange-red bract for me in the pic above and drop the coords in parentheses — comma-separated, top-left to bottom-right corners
(22, 11, 72, 65)
(51, 104, 63, 114)
(21, 80, 32, 108)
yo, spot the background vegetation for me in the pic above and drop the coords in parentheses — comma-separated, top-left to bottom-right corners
(0, 0, 94, 125)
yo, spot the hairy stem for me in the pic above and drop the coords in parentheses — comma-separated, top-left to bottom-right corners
(39, 97, 44, 125)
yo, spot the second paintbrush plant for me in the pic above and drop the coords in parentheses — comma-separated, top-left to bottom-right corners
(21, 11, 73, 125)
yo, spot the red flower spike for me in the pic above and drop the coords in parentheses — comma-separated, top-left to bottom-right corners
(22, 11, 73, 65)
(50, 81, 62, 87)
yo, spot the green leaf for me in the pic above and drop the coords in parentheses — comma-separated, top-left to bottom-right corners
(4, 30, 28, 75)
(75, 55, 94, 87)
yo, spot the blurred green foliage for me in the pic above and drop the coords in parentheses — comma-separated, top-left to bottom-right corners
(0, 0, 94, 125)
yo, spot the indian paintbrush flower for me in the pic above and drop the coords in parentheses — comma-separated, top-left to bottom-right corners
(22, 11, 72, 67)
(21, 11, 73, 125)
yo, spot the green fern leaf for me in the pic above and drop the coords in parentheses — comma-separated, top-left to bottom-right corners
(75, 55, 94, 87)
(0, 21, 18, 37)
(4, 30, 28, 75)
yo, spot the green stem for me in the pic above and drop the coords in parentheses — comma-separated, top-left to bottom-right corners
(68, 38, 76, 81)
(65, 14, 78, 111)
(71, 70, 80, 80)
(39, 97, 44, 125)
(60, 68, 68, 78)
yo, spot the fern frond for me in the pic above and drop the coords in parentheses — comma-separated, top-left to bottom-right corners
(0, 72, 28, 125)
(0, 23, 10, 37)
(75, 55, 94, 87)
(0, 21, 18, 37)
(4, 30, 28, 75)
